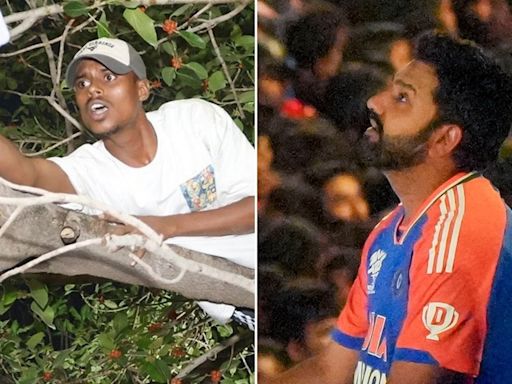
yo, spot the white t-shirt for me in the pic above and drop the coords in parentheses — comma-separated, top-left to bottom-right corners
(50, 99, 255, 269)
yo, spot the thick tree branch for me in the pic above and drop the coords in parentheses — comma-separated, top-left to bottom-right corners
(0, 178, 254, 308)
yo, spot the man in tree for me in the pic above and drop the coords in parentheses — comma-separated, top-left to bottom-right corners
(263, 32, 512, 383)
(0, 37, 255, 327)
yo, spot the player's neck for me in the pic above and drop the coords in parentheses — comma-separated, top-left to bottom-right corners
(385, 161, 458, 226)
(103, 114, 157, 167)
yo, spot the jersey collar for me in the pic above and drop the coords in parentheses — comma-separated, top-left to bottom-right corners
(394, 171, 479, 244)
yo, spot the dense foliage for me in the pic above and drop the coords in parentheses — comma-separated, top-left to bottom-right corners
(0, 1, 254, 382)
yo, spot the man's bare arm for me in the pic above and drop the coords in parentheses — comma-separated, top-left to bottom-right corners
(138, 196, 255, 238)
(388, 361, 473, 384)
(263, 342, 359, 384)
(0, 135, 75, 193)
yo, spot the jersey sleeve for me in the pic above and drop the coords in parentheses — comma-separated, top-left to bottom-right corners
(394, 183, 507, 376)
(331, 252, 369, 350)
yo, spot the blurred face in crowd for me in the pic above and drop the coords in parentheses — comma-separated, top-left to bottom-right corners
(303, 317, 337, 356)
(287, 317, 337, 362)
(259, 75, 286, 108)
(314, 28, 347, 80)
(323, 173, 369, 222)
(389, 38, 413, 72)
(363, 60, 439, 171)
(438, 0, 458, 35)
(257, 351, 287, 378)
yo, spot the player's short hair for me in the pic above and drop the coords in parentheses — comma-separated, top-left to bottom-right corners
(414, 31, 512, 171)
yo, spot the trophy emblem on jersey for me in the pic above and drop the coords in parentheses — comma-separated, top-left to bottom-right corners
(367, 249, 387, 294)
(422, 302, 459, 341)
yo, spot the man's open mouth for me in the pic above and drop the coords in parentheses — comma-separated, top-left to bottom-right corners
(90, 102, 108, 114)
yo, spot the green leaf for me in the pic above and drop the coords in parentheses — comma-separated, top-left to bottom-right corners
(177, 70, 202, 88)
(178, 31, 206, 49)
(113, 312, 129, 336)
(1, 289, 18, 306)
(171, 4, 192, 17)
(103, 299, 118, 309)
(112, 0, 140, 7)
(208, 71, 226, 92)
(161, 67, 176, 86)
(63, 1, 89, 18)
(216, 323, 233, 337)
(69, 307, 81, 321)
(184, 62, 208, 80)
(243, 102, 254, 113)
(20, 95, 34, 105)
(18, 367, 38, 384)
(30, 302, 55, 328)
(234, 35, 255, 51)
(136, 336, 152, 349)
(161, 41, 175, 56)
(97, 11, 112, 38)
(6, 78, 17, 90)
(234, 118, 244, 131)
(97, 333, 115, 351)
(80, 304, 91, 320)
(27, 279, 48, 308)
(143, 360, 171, 383)
(26, 332, 45, 350)
(123, 8, 157, 47)
(238, 90, 254, 103)
(54, 349, 73, 368)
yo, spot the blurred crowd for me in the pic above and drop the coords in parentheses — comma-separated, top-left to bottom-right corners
(257, 0, 512, 377)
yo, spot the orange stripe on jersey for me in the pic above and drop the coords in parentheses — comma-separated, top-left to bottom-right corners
(393, 172, 475, 245)
(427, 185, 466, 274)
(396, 176, 507, 375)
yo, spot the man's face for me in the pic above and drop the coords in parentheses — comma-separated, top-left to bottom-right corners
(73, 59, 147, 138)
(362, 60, 440, 171)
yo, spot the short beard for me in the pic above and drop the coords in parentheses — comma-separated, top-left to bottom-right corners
(360, 119, 438, 171)
(93, 125, 122, 140)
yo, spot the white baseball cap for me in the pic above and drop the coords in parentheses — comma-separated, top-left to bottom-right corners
(66, 38, 146, 86)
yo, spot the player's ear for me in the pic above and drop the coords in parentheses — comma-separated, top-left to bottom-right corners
(429, 124, 462, 158)
(137, 78, 150, 102)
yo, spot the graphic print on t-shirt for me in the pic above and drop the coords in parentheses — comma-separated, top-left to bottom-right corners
(180, 164, 217, 211)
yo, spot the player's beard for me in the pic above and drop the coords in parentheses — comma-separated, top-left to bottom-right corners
(93, 125, 122, 140)
(360, 110, 437, 171)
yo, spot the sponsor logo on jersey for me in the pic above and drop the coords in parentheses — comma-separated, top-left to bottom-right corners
(362, 312, 388, 362)
(422, 302, 459, 341)
(368, 249, 387, 294)
(354, 361, 387, 384)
